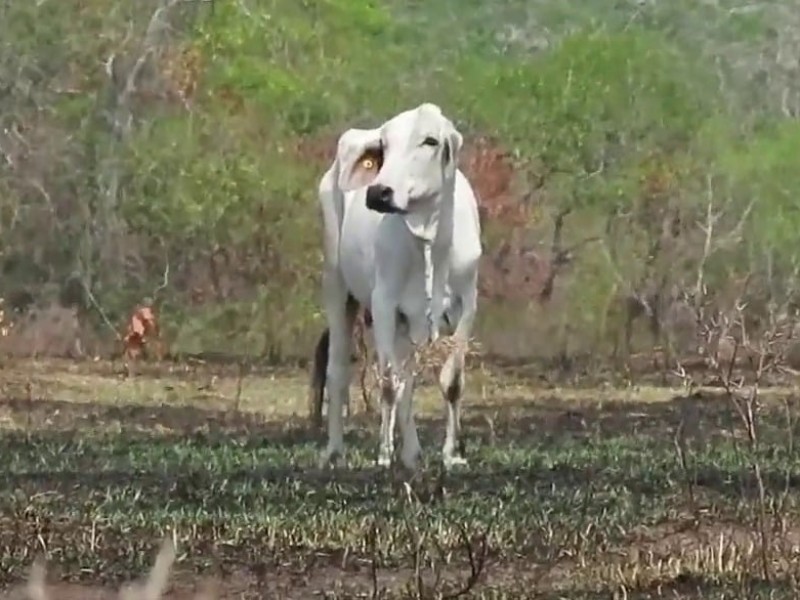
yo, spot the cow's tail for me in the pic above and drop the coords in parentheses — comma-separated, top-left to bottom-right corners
(308, 294, 366, 429)
(308, 327, 330, 429)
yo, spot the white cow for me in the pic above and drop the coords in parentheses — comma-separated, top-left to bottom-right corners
(315, 103, 482, 471)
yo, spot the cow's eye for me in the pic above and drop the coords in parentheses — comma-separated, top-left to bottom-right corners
(422, 136, 439, 147)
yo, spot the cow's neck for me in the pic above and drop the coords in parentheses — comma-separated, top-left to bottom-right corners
(402, 179, 455, 249)
(402, 179, 456, 344)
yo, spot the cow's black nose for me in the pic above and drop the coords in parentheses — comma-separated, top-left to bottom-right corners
(365, 184, 403, 214)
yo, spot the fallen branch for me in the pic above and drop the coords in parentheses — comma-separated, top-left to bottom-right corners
(25, 537, 217, 600)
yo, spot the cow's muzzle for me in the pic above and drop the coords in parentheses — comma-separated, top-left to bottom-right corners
(366, 184, 407, 214)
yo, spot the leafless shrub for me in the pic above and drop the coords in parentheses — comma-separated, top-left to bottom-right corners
(671, 178, 800, 583)
(365, 485, 495, 599)
(600, 194, 688, 375)
(673, 282, 791, 582)
(598, 168, 761, 385)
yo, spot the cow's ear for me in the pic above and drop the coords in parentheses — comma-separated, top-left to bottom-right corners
(336, 128, 383, 192)
(440, 121, 462, 171)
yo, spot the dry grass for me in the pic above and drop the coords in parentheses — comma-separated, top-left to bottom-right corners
(6, 539, 218, 600)
(0, 356, 700, 428)
(3, 358, 800, 598)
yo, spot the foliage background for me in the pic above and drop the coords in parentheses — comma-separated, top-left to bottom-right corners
(2, 0, 800, 366)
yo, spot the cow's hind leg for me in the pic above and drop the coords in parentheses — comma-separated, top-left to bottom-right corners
(319, 273, 359, 468)
(439, 277, 478, 470)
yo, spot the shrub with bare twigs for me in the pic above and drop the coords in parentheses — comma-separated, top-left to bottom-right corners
(669, 175, 800, 584)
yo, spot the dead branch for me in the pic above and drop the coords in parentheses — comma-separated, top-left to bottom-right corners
(675, 255, 796, 583)
(440, 516, 495, 600)
(81, 279, 123, 341)
(673, 409, 697, 519)
(25, 557, 48, 600)
(111, 0, 183, 126)
(600, 214, 666, 368)
(118, 538, 176, 600)
(24, 537, 217, 600)
(397, 484, 494, 600)
(91, 0, 190, 288)
(537, 207, 601, 303)
(368, 519, 381, 600)
(152, 258, 170, 301)
(694, 175, 755, 304)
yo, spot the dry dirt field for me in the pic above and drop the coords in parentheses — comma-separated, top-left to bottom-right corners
(1, 357, 799, 599)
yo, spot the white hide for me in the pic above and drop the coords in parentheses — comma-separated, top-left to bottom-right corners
(317, 103, 482, 471)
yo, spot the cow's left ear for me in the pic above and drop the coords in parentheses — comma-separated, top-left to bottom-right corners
(442, 126, 462, 170)
(336, 128, 383, 192)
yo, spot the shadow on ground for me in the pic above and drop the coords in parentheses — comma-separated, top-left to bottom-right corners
(2, 391, 798, 503)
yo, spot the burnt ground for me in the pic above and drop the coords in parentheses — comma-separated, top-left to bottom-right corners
(1, 358, 800, 599)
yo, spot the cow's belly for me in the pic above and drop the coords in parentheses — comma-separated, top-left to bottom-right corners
(397, 274, 430, 345)
(339, 247, 374, 307)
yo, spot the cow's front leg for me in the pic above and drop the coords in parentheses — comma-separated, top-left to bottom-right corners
(319, 271, 357, 469)
(371, 288, 400, 468)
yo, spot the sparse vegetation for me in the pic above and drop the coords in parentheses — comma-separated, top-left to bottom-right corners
(0, 359, 799, 598)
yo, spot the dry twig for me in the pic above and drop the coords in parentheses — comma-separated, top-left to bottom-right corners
(23, 537, 217, 600)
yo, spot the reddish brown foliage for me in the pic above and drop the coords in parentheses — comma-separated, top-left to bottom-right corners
(123, 305, 165, 361)
(639, 154, 679, 201)
(213, 85, 245, 113)
(462, 136, 557, 303)
(293, 133, 338, 169)
(460, 135, 528, 228)
(159, 44, 203, 106)
(479, 232, 555, 303)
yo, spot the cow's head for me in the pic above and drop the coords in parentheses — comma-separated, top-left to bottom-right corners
(335, 104, 462, 217)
